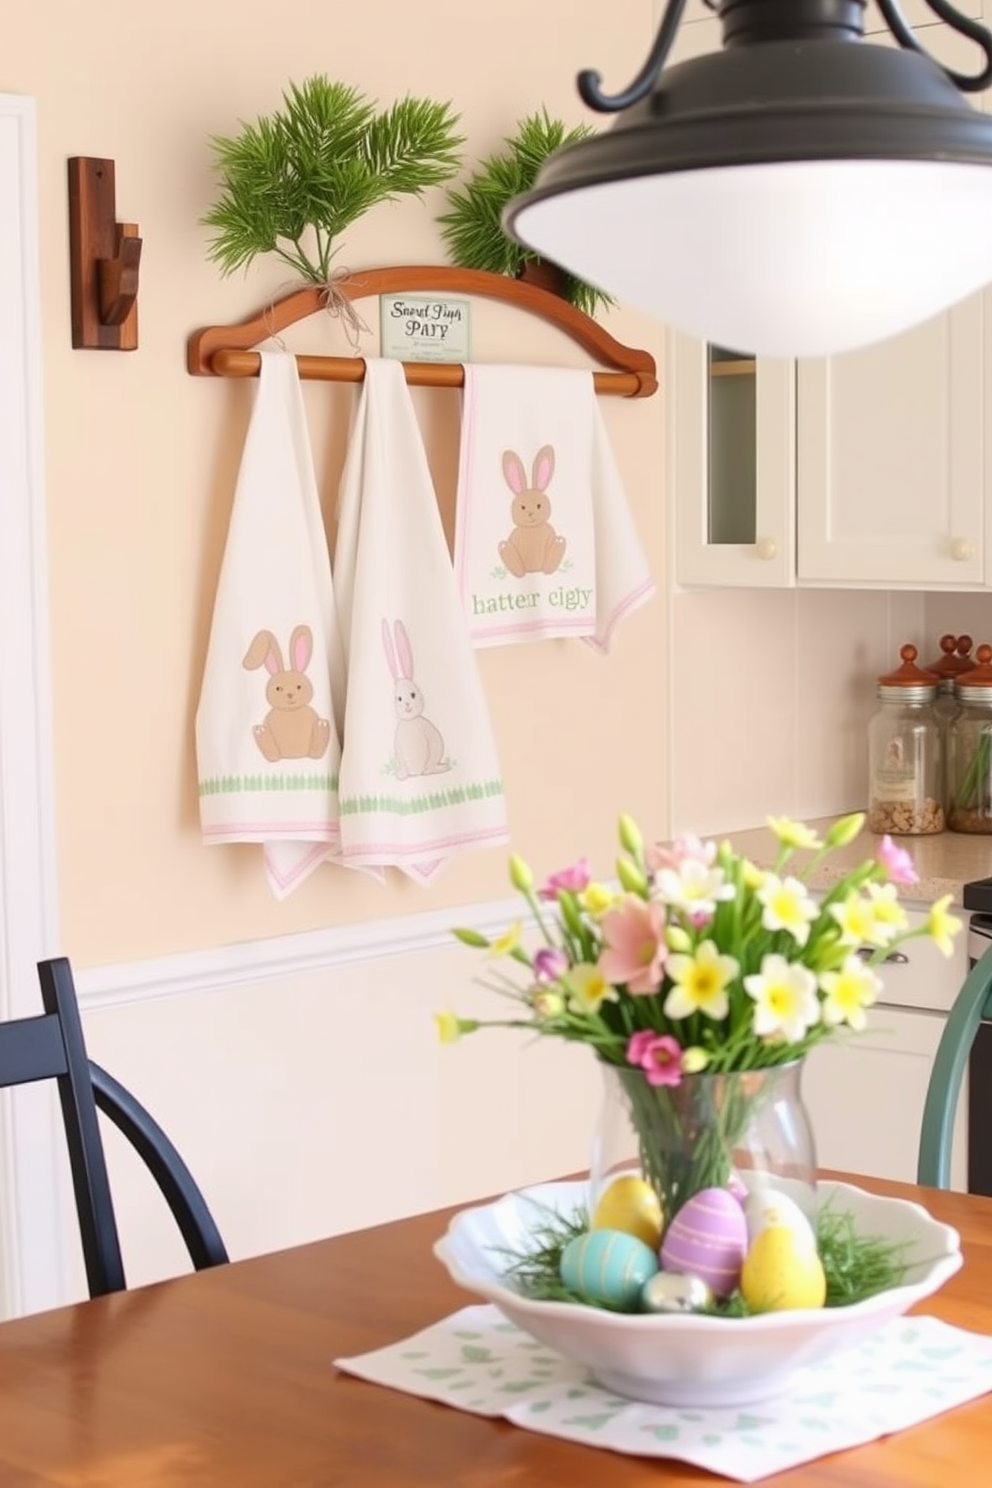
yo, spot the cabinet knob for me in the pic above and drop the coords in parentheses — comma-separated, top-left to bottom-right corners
(755, 537, 778, 561)
(950, 538, 975, 561)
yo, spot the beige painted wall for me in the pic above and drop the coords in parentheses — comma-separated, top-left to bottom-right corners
(5, 0, 665, 970)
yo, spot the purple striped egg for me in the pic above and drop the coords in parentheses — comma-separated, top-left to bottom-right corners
(660, 1187, 749, 1298)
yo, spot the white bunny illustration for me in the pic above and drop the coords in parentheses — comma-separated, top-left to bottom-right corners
(381, 618, 449, 779)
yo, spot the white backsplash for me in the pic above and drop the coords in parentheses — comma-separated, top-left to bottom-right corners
(669, 587, 927, 836)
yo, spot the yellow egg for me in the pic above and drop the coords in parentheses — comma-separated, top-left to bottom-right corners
(740, 1225, 827, 1313)
(591, 1175, 664, 1251)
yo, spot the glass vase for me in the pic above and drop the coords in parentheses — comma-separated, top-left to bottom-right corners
(589, 1060, 818, 1232)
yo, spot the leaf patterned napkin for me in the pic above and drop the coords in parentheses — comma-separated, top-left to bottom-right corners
(334, 1303, 992, 1482)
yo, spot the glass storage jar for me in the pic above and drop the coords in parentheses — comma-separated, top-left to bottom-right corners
(925, 633, 973, 733)
(924, 634, 973, 806)
(867, 644, 944, 836)
(947, 644, 992, 834)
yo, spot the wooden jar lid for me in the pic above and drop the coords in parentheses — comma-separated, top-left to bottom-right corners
(956, 643, 992, 690)
(877, 644, 940, 688)
(924, 633, 975, 680)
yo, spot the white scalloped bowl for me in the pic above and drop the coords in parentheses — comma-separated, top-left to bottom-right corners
(434, 1177, 962, 1408)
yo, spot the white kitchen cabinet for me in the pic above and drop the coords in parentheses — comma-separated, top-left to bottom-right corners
(672, 336, 796, 587)
(668, 15, 992, 591)
(803, 910, 970, 1190)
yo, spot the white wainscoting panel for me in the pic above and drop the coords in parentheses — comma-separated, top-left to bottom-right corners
(76, 901, 602, 1298)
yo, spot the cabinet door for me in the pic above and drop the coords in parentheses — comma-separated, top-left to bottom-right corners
(796, 20, 989, 589)
(671, 335, 796, 586)
(665, 13, 798, 588)
(803, 1006, 968, 1191)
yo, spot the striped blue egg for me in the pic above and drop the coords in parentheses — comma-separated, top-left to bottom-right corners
(559, 1228, 659, 1310)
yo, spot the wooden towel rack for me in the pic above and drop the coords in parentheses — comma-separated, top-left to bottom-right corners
(186, 265, 657, 399)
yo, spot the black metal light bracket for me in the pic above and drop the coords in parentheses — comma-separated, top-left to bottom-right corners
(578, 0, 992, 113)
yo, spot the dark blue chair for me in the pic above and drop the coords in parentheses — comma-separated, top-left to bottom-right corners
(0, 956, 228, 1297)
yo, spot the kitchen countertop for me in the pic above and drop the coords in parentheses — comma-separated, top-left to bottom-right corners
(724, 816, 992, 908)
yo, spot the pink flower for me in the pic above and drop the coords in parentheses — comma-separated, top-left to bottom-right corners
(597, 896, 666, 993)
(533, 946, 569, 982)
(626, 1031, 684, 1087)
(538, 857, 592, 900)
(645, 833, 717, 875)
(877, 834, 919, 886)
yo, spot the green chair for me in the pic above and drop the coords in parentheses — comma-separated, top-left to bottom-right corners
(918, 941, 992, 1189)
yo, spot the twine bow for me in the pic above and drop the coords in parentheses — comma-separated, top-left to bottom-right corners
(262, 267, 371, 356)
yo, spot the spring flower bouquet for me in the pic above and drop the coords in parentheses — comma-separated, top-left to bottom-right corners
(438, 813, 962, 1228)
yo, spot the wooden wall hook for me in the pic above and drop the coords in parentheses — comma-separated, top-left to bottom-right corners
(68, 157, 141, 350)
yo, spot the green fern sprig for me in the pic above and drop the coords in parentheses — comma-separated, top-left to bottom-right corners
(438, 108, 615, 319)
(202, 76, 464, 284)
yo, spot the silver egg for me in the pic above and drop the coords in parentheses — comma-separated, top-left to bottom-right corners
(640, 1271, 715, 1314)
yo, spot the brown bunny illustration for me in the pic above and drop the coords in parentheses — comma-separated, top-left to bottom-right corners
(498, 444, 567, 578)
(242, 625, 331, 762)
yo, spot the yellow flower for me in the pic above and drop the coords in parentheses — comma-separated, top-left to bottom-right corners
(819, 956, 881, 1032)
(680, 1045, 711, 1074)
(926, 895, 963, 956)
(767, 816, 822, 850)
(565, 963, 618, 1015)
(531, 989, 565, 1019)
(434, 1011, 476, 1044)
(580, 882, 618, 917)
(866, 882, 908, 939)
(663, 941, 739, 1021)
(757, 874, 818, 947)
(828, 892, 884, 947)
(488, 921, 522, 958)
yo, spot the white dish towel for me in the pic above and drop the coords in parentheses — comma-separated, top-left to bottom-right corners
(195, 351, 346, 900)
(333, 357, 509, 882)
(453, 364, 656, 650)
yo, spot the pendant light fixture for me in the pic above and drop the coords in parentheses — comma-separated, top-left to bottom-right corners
(503, 0, 992, 357)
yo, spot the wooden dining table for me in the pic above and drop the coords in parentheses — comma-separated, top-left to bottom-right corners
(0, 1172, 989, 1487)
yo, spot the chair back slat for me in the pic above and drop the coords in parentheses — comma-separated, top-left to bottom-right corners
(0, 1014, 67, 1088)
(0, 956, 228, 1303)
(918, 941, 992, 1188)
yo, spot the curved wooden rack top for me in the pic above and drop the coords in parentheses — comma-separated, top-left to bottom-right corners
(186, 265, 657, 399)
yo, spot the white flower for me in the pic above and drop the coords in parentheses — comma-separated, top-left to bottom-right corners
(744, 954, 820, 1042)
(655, 859, 735, 918)
(663, 940, 739, 1022)
(756, 874, 819, 947)
(818, 956, 882, 1032)
(829, 891, 890, 948)
(865, 882, 908, 942)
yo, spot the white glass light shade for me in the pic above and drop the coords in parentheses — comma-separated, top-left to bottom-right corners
(511, 158, 992, 358)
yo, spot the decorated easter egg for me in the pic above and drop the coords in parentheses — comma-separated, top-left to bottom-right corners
(660, 1188, 749, 1298)
(744, 1190, 816, 1251)
(641, 1271, 714, 1314)
(740, 1225, 827, 1312)
(591, 1175, 664, 1251)
(560, 1228, 659, 1310)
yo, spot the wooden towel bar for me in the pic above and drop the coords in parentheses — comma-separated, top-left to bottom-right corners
(186, 265, 658, 399)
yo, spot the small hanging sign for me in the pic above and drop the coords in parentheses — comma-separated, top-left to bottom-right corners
(379, 293, 471, 364)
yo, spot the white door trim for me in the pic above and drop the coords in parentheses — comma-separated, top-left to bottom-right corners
(0, 94, 65, 1318)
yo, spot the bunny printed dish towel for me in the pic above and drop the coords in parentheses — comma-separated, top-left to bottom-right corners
(195, 351, 346, 901)
(453, 364, 655, 650)
(333, 357, 509, 883)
